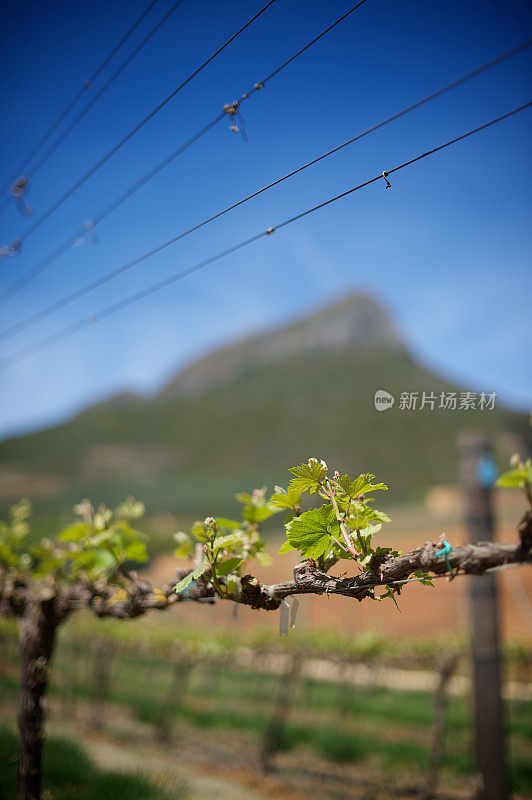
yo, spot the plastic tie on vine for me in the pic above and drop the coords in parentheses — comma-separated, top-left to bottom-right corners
(289, 597, 299, 629)
(180, 581, 192, 600)
(435, 538, 456, 579)
(280, 597, 299, 636)
(280, 598, 290, 636)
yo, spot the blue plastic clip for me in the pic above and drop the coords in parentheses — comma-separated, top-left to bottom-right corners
(435, 540, 455, 579)
(477, 454, 498, 488)
(180, 579, 195, 601)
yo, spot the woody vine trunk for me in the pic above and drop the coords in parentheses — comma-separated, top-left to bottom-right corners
(16, 599, 63, 800)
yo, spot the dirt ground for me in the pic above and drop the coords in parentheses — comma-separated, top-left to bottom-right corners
(43, 697, 475, 800)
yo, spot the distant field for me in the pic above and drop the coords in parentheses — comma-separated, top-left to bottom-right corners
(1, 624, 531, 799)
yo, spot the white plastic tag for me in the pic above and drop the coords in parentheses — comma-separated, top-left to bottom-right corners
(279, 598, 290, 636)
(290, 597, 299, 629)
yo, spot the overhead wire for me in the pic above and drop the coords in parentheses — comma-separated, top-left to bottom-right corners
(0, 39, 529, 339)
(0, 0, 163, 205)
(0, 0, 374, 304)
(0, 0, 186, 206)
(2, 0, 278, 248)
(312, 560, 532, 594)
(1, 100, 529, 370)
(0, 115, 224, 305)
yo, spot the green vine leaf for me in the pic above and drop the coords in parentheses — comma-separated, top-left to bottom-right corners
(338, 473, 388, 498)
(57, 523, 90, 542)
(348, 507, 390, 530)
(288, 459, 328, 494)
(212, 533, 243, 553)
(278, 540, 296, 554)
(282, 504, 339, 560)
(496, 466, 531, 488)
(269, 484, 302, 509)
(124, 541, 148, 563)
(242, 503, 279, 524)
(174, 559, 209, 594)
(234, 492, 252, 503)
(215, 517, 242, 529)
(378, 585, 401, 611)
(216, 557, 243, 576)
(173, 532, 194, 558)
(255, 550, 273, 566)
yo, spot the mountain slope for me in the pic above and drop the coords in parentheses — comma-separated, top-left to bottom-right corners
(160, 294, 405, 399)
(0, 294, 529, 525)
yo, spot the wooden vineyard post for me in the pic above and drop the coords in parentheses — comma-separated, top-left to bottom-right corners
(260, 653, 302, 773)
(458, 432, 507, 800)
(155, 656, 194, 743)
(89, 639, 116, 731)
(423, 652, 459, 799)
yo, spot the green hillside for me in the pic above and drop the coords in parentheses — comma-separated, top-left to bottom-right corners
(0, 294, 529, 537)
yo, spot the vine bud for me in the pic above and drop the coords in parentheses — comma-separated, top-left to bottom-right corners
(308, 457, 327, 472)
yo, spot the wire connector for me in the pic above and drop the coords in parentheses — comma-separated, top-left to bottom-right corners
(11, 176, 34, 217)
(265, 226, 275, 235)
(223, 101, 248, 142)
(74, 219, 99, 248)
(11, 176, 29, 199)
(0, 239, 23, 261)
(382, 170, 391, 189)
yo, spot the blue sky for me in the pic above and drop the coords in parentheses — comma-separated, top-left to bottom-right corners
(0, 0, 531, 438)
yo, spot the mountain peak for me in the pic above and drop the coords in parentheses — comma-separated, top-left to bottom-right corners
(288, 292, 403, 353)
(160, 292, 404, 399)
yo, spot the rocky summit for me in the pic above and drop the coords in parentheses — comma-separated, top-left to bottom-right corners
(160, 293, 405, 399)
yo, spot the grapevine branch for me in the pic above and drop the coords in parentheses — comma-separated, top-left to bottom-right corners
(0, 569, 215, 622)
(234, 510, 532, 610)
(2, 511, 529, 619)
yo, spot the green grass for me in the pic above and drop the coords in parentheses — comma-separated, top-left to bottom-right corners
(307, 728, 366, 763)
(93, 660, 532, 785)
(0, 725, 185, 800)
(45, 647, 532, 750)
(2, 639, 532, 794)
(106, 657, 474, 735)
